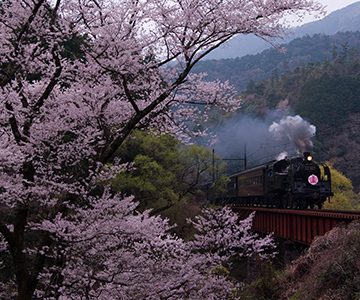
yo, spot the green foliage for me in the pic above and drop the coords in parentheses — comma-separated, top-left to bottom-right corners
(111, 130, 182, 211)
(110, 130, 217, 213)
(295, 74, 360, 127)
(178, 144, 226, 186)
(211, 175, 230, 197)
(112, 153, 179, 211)
(178, 143, 213, 181)
(107, 131, 228, 238)
(323, 164, 360, 210)
(326, 192, 354, 211)
(236, 259, 281, 300)
(114, 129, 181, 167)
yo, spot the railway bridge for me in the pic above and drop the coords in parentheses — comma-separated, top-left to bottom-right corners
(234, 207, 360, 245)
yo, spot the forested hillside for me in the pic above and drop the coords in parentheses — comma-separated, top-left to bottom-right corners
(193, 31, 360, 93)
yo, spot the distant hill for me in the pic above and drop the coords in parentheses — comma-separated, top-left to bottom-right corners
(193, 31, 360, 93)
(205, 1, 360, 60)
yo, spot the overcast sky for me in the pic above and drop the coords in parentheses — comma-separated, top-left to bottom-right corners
(298, 0, 360, 24)
(320, 0, 359, 14)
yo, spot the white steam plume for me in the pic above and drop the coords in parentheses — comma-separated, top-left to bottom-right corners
(269, 115, 316, 153)
(276, 151, 288, 161)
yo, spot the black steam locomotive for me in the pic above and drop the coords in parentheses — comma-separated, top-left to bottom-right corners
(212, 152, 333, 209)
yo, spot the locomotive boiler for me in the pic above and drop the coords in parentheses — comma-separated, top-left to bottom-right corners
(216, 152, 332, 209)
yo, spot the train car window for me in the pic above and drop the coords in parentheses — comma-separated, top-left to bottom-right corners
(239, 175, 263, 186)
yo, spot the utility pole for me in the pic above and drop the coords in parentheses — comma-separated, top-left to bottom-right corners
(244, 143, 247, 170)
(213, 144, 248, 173)
(212, 149, 215, 183)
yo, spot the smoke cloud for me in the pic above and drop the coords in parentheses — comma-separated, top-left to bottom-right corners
(208, 113, 316, 172)
(268, 115, 316, 153)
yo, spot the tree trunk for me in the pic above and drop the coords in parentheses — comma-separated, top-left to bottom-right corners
(17, 276, 37, 300)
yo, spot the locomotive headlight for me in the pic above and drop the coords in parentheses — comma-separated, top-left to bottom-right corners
(306, 155, 313, 162)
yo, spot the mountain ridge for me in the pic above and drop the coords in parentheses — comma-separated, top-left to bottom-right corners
(193, 31, 360, 93)
(205, 1, 360, 60)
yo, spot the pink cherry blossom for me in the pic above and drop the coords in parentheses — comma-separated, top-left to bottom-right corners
(0, 0, 322, 298)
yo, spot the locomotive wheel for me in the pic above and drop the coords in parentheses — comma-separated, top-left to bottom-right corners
(265, 196, 271, 208)
(268, 194, 275, 208)
(275, 196, 287, 209)
(292, 197, 299, 209)
(280, 188, 293, 208)
(287, 191, 294, 208)
(275, 197, 281, 208)
(299, 199, 307, 210)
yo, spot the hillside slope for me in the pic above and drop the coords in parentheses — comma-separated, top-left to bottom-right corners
(193, 31, 360, 93)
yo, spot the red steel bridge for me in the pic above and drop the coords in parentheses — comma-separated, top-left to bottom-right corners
(234, 207, 360, 245)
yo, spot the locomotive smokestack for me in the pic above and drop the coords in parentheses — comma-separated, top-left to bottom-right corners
(269, 115, 316, 154)
(304, 151, 311, 158)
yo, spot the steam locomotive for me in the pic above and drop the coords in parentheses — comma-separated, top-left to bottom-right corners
(210, 152, 333, 209)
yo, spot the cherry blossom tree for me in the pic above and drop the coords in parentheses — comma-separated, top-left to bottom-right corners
(20, 197, 274, 299)
(0, 0, 322, 298)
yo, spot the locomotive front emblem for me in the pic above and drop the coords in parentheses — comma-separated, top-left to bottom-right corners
(308, 174, 319, 185)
